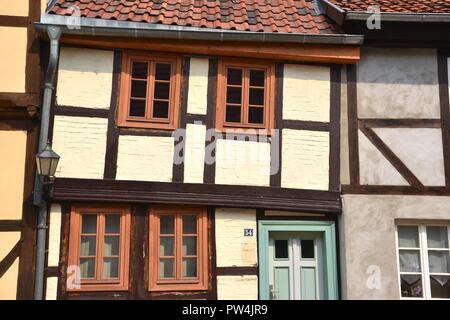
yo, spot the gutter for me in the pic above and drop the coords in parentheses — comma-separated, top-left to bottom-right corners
(33, 25, 61, 300)
(35, 14, 364, 45)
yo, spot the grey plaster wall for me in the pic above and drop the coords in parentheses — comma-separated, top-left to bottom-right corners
(341, 195, 450, 299)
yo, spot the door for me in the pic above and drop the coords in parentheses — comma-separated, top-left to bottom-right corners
(268, 232, 324, 300)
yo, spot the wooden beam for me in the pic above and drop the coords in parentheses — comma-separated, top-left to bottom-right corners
(0, 240, 21, 278)
(60, 35, 361, 64)
(270, 63, 283, 187)
(0, 220, 22, 232)
(54, 105, 109, 118)
(0, 93, 39, 108)
(282, 120, 330, 131)
(437, 51, 450, 189)
(216, 266, 258, 276)
(342, 184, 450, 196)
(346, 65, 360, 186)
(329, 64, 341, 192)
(359, 118, 442, 128)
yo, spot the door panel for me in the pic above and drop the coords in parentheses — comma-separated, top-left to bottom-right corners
(300, 267, 317, 300)
(274, 267, 290, 300)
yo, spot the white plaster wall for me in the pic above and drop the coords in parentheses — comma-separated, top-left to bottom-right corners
(184, 123, 206, 183)
(45, 277, 58, 300)
(281, 129, 329, 190)
(374, 128, 445, 186)
(342, 195, 450, 299)
(53, 116, 108, 179)
(187, 58, 209, 115)
(0, 0, 28, 16)
(215, 139, 271, 187)
(283, 64, 330, 122)
(0, 26, 27, 92)
(0, 232, 20, 299)
(217, 275, 258, 300)
(215, 208, 257, 267)
(56, 47, 113, 109)
(358, 130, 408, 186)
(48, 204, 62, 267)
(116, 135, 174, 182)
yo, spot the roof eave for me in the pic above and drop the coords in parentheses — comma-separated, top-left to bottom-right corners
(345, 12, 450, 23)
(36, 14, 364, 45)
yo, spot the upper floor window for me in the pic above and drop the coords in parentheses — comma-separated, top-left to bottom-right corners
(67, 205, 131, 291)
(118, 52, 181, 130)
(396, 224, 450, 299)
(216, 59, 275, 132)
(149, 206, 208, 291)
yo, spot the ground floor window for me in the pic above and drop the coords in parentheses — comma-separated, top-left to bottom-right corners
(396, 223, 450, 299)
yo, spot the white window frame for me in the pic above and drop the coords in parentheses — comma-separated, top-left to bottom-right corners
(395, 223, 450, 300)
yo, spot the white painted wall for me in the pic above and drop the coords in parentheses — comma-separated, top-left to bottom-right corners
(281, 129, 329, 190)
(53, 116, 108, 179)
(217, 275, 258, 300)
(184, 123, 206, 183)
(45, 277, 58, 300)
(48, 204, 62, 267)
(56, 47, 114, 109)
(116, 135, 174, 182)
(187, 58, 209, 115)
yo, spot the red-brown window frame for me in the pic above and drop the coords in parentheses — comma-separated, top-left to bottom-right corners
(67, 204, 131, 292)
(118, 51, 181, 130)
(148, 205, 208, 292)
(216, 58, 275, 133)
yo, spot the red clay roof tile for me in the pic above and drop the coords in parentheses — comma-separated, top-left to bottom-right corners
(329, 0, 450, 13)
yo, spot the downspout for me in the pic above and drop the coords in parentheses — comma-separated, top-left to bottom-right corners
(33, 25, 61, 300)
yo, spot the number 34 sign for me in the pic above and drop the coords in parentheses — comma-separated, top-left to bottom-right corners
(244, 228, 253, 237)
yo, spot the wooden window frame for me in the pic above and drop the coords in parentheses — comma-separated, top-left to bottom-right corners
(149, 205, 208, 291)
(216, 58, 275, 134)
(67, 204, 131, 292)
(118, 51, 181, 130)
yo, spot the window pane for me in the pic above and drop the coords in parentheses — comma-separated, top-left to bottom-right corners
(80, 258, 95, 279)
(104, 235, 120, 256)
(160, 236, 174, 257)
(225, 105, 241, 123)
(182, 215, 197, 234)
(427, 226, 449, 249)
(132, 61, 148, 79)
(80, 236, 96, 256)
(154, 82, 170, 100)
(131, 80, 147, 98)
(430, 275, 450, 298)
(275, 240, 288, 259)
(105, 214, 120, 234)
(226, 86, 242, 104)
(249, 88, 264, 105)
(250, 69, 265, 87)
(159, 258, 174, 278)
(182, 258, 197, 278)
(81, 215, 97, 234)
(129, 99, 146, 117)
(398, 226, 419, 248)
(152, 100, 169, 119)
(155, 63, 171, 81)
(400, 274, 423, 298)
(301, 240, 315, 259)
(102, 257, 119, 278)
(428, 251, 450, 273)
(227, 68, 242, 85)
(399, 250, 421, 272)
(248, 107, 264, 124)
(160, 215, 174, 234)
(183, 236, 197, 256)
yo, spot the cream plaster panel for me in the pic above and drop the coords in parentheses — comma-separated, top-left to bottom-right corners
(217, 276, 258, 300)
(45, 277, 58, 300)
(0, 232, 20, 300)
(53, 116, 108, 179)
(283, 64, 330, 122)
(0, 0, 28, 16)
(375, 128, 445, 186)
(281, 129, 329, 190)
(0, 27, 27, 92)
(187, 58, 209, 115)
(116, 135, 174, 182)
(342, 195, 450, 299)
(48, 204, 62, 267)
(358, 130, 408, 186)
(184, 124, 206, 183)
(215, 139, 270, 187)
(340, 67, 350, 185)
(56, 47, 113, 109)
(215, 208, 257, 267)
(0, 130, 26, 219)
(357, 48, 440, 118)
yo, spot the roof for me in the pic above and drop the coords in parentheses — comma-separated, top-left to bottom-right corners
(48, 0, 341, 34)
(328, 0, 450, 13)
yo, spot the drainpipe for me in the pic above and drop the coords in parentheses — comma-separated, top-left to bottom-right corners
(33, 25, 61, 300)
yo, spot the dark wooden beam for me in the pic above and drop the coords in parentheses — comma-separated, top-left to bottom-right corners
(216, 266, 258, 276)
(329, 64, 341, 192)
(282, 120, 330, 131)
(0, 240, 21, 278)
(203, 58, 217, 184)
(0, 220, 22, 232)
(346, 64, 360, 186)
(342, 184, 450, 196)
(0, 93, 39, 108)
(437, 51, 450, 189)
(359, 118, 442, 128)
(0, 15, 28, 28)
(270, 63, 284, 187)
(54, 105, 109, 118)
(207, 207, 217, 300)
(118, 128, 173, 137)
(25, 0, 41, 94)
(129, 204, 147, 300)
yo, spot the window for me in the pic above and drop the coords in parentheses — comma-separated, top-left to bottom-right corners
(216, 59, 275, 132)
(396, 224, 450, 299)
(118, 52, 181, 130)
(68, 205, 131, 291)
(149, 206, 208, 291)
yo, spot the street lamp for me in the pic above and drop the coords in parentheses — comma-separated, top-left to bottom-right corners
(35, 142, 60, 180)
